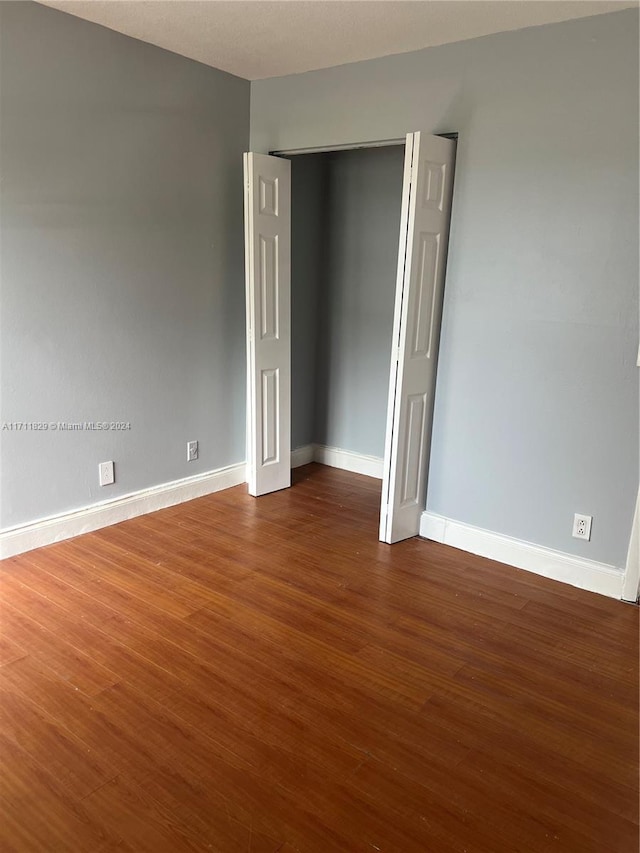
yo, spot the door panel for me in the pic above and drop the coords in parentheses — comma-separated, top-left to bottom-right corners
(380, 133, 456, 543)
(244, 153, 291, 496)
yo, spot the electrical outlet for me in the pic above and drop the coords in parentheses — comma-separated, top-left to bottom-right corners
(572, 513, 592, 541)
(99, 461, 115, 486)
(187, 440, 199, 462)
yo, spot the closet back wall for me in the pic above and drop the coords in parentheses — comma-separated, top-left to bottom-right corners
(290, 147, 405, 458)
(290, 154, 326, 450)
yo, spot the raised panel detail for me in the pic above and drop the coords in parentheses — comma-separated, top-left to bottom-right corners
(410, 233, 440, 358)
(421, 162, 445, 211)
(259, 235, 278, 340)
(261, 368, 279, 465)
(399, 393, 427, 507)
(259, 176, 279, 216)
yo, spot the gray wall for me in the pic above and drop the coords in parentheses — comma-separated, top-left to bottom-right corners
(289, 154, 326, 450)
(252, 9, 639, 568)
(313, 147, 404, 457)
(289, 147, 404, 456)
(0, 2, 249, 528)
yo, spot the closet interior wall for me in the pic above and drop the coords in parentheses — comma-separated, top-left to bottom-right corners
(288, 146, 405, 462)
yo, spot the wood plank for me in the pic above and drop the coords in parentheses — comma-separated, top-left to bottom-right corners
(0, 685, 118, 800)
(0, 583, 178, 703)
(0, 733, 113, 852)
(421, 691, 639, 824)
(2, 602, 120, 696)
(0, 636, 28, 668)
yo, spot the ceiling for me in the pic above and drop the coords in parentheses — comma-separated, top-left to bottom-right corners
(40, 1, 637, 80)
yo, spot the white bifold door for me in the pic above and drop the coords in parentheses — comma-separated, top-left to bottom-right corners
(379, 132, 456, 543)
(244, 134, 455, 544)
(243, 152, 291, 496)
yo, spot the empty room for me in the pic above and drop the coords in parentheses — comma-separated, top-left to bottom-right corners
(0, 1, 638, 851)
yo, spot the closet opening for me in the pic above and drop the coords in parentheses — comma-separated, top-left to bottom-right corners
(285, 143, 407, 486)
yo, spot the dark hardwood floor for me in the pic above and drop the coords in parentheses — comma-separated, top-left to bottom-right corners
(1, 463, 638, 852)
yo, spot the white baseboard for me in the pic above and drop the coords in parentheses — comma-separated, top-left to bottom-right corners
(4, 445, 377, 560)
(622, 491, 639, 602)
(420, 511, 624, 599)
(3, 448, 625, 603)
(291, 444, 316, 468)
(291, 443, 383, 479)
(0, 462, 246, 560)
(314, 444, 382, 479)
(291, 444, 383, 480)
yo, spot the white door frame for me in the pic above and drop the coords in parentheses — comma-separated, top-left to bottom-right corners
(269, 138, 406, 157)
(269, 134, 457, 158)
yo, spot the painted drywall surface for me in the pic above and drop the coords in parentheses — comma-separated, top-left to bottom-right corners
(289, 147, 404, 456)
(252, 10, 639, 567)
(313, 147, 404, 457)
(289, 154, 326, 449)
(0, 2, 249, 528)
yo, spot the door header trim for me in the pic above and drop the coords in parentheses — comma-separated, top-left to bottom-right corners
(270, 132, 457, 158)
